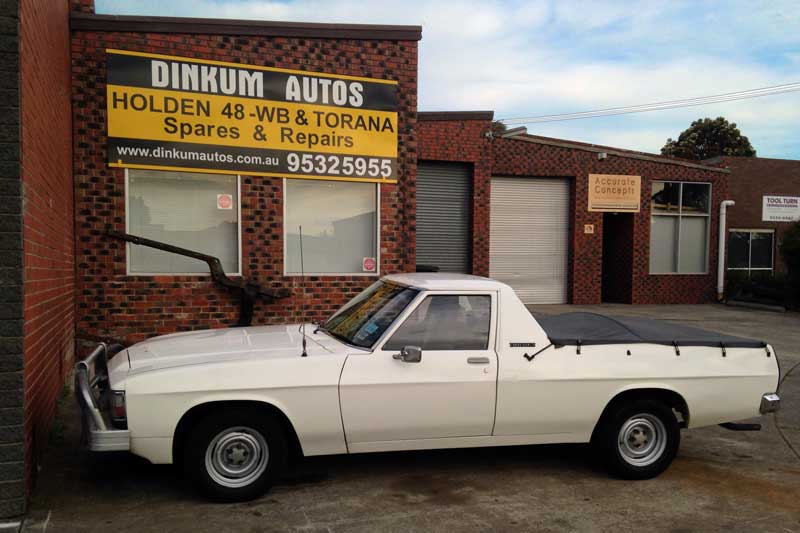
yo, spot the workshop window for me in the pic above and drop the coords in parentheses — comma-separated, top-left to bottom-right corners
(126, 170, 240, 275)
(285, 179, 378, 275)
(649, 181, 711, 274)
(728, 230, 774, 276)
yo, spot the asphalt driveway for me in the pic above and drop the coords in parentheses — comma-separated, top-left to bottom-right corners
(22, 304, 800, 532)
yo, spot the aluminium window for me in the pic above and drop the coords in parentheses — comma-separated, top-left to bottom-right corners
(284, 178, 379, 275)
(126, 170, 241, 275)
(649, 181, 711, 274)
(728, 230, 774, 276)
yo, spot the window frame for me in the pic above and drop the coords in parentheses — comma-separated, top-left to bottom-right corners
(124, 168, 243, 277)
(282, 177, 381, 277)
(376, 290, 498, 353)
(649, 180, 712, 275)
(727, 228, 775, 275)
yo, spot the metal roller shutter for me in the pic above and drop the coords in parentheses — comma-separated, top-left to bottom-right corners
(416, 162, 472, 273)
(490, 177, 570, 304)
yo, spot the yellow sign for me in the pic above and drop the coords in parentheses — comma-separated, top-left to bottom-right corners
(588, 174, 641, 212)
(106, 49, 399, 183)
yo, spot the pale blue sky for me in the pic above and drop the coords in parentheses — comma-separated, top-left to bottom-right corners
(97, 0, 800, 159)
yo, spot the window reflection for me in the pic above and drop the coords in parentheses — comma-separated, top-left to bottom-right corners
(650, 182, 681, 213)
(285, 179, 377, 274)
(128, 170, 239, 274)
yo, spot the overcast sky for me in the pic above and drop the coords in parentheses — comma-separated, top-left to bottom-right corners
(96, 0, 800, 159)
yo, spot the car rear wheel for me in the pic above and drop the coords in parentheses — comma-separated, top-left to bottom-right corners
(594, 399, 680, 479)
(184, 409, 287, 502)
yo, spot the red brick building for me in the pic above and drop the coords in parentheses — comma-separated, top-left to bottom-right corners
(706, 156, 800, 276)
(0, 0, 746, 519)
(70, 7, 421, 348)
(418, 113, 730, 305)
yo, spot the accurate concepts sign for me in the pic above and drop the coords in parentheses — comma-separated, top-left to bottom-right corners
(762, 196, 800, 222)
(105, 49, 399, 183)
(587, 174, 641, 212)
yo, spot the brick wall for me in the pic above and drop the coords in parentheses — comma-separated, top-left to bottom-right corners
(418, 115, 493, 276)
(20, 0, 74, 507)
(72, 19, 418, 345)
(0, 0, 73, 517)
(715, 157, 800, 274)
(0, 0, 24, 518)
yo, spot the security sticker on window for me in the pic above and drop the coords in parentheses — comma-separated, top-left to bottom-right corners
(217, 193, 233, 210)
(362, 257, 376, 272)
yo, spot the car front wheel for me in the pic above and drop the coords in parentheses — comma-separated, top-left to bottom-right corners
(184, 409, 287, 502)
(594, 399, 680, 480)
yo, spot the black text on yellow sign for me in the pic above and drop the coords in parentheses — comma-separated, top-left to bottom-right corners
(106, 49, 399, 183)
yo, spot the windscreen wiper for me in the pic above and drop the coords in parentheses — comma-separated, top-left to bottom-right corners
(314, 325, 350, 345)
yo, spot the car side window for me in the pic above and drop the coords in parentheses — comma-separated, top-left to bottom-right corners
(384, 295, 491, 351)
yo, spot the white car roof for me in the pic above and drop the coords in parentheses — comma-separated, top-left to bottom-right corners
(383, 273, 508, 291)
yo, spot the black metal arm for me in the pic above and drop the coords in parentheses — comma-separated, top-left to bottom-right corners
(107, 230, 290, 326)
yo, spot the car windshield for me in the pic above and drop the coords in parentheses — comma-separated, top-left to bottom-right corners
(321, 281, 419, 348)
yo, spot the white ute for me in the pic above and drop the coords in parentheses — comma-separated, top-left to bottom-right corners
(75, 273, 781, 501)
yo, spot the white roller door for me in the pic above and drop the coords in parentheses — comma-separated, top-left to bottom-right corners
(490, 177, 570, 304)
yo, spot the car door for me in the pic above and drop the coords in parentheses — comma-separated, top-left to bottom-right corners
(339, 291, 498, 446)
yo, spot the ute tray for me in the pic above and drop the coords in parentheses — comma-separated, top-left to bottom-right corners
(536, 312, 766, 349)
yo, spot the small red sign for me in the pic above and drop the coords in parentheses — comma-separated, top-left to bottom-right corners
(216, 194, 233, 210)
(362, 257, 376, 272)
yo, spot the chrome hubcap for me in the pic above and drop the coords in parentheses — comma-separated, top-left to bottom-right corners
(617, 414, 667, 467)
(205, 427, 269, 488)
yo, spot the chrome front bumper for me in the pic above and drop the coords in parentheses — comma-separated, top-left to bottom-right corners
(74, 343, 131, 452)
(760, 393, 781, 414)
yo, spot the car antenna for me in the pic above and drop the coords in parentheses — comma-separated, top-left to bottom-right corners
(299, 225, 308, 358)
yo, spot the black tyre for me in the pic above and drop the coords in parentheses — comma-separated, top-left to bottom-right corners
(184, 409, 287, 502)
(593, 399, 680, 480)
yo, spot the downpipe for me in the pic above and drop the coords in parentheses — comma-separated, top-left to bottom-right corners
(717, 200, 735, 301)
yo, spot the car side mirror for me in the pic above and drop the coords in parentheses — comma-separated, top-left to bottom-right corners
(392, 345, 422, 363)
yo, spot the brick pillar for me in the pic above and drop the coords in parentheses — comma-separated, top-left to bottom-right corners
(0, 0, 25, 518)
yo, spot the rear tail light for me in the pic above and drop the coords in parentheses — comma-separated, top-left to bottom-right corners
(111, 390, 127, 423)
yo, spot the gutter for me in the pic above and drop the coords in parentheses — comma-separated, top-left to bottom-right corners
(70, 13, 423, 41)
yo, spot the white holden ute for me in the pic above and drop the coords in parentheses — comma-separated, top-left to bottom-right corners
(75, 273, 781, 501)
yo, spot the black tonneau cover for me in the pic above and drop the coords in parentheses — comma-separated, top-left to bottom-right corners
(536, 312, 766, 348)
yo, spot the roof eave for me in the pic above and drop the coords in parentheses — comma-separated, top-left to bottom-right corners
(504, 134, 730, 173)
(70, 13, 423, 41)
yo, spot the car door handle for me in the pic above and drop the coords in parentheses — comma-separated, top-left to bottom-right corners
(467, 357, 490, 365)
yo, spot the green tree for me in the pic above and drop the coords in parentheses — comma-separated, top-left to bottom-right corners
(661, 117, 756, 160)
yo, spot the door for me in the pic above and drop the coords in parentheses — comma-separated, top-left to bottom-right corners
(416, 162, 473, 273)
(490, 177, 570, 304)
(339, 292, 497, 445)
(601, 212, 634, 303)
